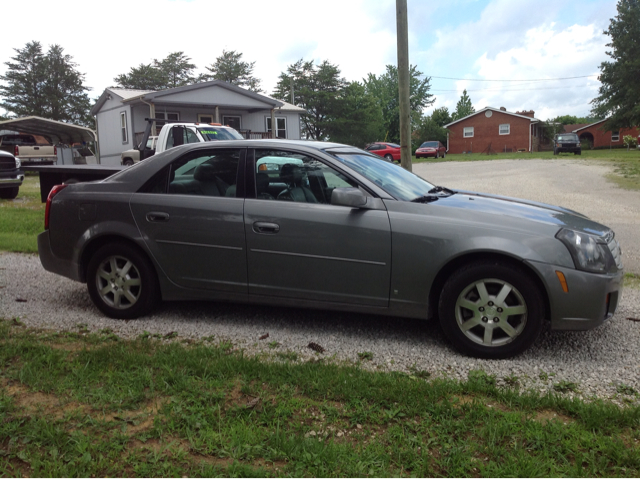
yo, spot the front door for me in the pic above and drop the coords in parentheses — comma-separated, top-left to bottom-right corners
(130, 147, 247, 294)
(244, 149, 392, 307)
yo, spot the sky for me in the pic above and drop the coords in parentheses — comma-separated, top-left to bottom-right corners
(0, 0, 617, 121)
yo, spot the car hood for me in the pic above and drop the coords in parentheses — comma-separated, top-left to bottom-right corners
(433, 190, 611, 237)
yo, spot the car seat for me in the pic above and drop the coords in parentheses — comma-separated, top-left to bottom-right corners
(193, 163, 228, 196)
(277, 164, 318, 203)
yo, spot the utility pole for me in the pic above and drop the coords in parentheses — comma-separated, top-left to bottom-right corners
(396, 0, 412, 171)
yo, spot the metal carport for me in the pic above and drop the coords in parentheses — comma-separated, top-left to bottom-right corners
(0, 116, 96, 144)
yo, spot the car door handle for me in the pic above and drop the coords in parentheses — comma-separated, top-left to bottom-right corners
(253, 221, 280, 234)
(146, 212, 170, 222)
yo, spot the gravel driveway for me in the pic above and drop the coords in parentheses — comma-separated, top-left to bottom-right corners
(1, 158, 639, 404)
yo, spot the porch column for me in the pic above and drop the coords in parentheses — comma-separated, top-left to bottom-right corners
(270, 109, 276, 139)
(215, 106, 219, 123)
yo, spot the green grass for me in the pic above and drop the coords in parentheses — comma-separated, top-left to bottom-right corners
(0, 175, 44, 253)
(1, 320, 639, 477)
(624, 273, 640, 290)
(413, 149, 640, 190)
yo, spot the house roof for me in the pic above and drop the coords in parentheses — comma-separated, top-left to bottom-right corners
(573, 119, 608, 132)
(564, 123, 590, 133)
(443, 107, 540, 128)
(91, 81, 306, 115)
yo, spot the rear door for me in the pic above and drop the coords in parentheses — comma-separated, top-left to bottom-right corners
(130, 147, 248, 295)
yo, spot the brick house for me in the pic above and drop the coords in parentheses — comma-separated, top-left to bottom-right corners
(444, 107, 542, 154)
(571, 119, 640, 149)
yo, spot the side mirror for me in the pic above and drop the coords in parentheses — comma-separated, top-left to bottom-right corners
(331, 187, 369, 208)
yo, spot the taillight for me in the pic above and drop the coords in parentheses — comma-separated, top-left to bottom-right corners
(44, 184, 67, 230)
(14, 145, 19, 156)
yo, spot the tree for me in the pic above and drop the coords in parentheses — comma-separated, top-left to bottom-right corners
(414, 114, 448, 146)
(326, 81, 384, 148)
(113, 52, 196, 91)
(0, 41, 92, 126)
(431, 106, 452, 127)
(363, 65, 434, 143)
(273, 59, 347, 140)
(591, 0, 640, 130)
(554, 114, 600, 125)
(202, 50, 262, 92)
(452, 89, 474, 120)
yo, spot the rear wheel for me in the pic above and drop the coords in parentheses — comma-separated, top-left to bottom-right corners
(0, 187, 19, 199)
(384, 154, 393, 161)
(438, 260, 544, 358)
(86, 242, 159, 319)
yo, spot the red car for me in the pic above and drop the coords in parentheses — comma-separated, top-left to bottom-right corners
(415, 141, 446, 159)
(365, 142, 401, 162)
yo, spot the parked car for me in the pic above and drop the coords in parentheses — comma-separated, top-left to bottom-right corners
(553, 133, 581, 155)
(0, 133, 57, 164)
(38, 139, 623, 359)
(0, 150, 24, 199)
(365, 142, 401, 162)
(121, 136, 158, 166)
(415, 141, 446, 159)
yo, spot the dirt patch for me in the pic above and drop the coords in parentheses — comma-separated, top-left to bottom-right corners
(532, 409, 574, 424)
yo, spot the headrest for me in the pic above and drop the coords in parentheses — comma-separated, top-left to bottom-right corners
(280, 163, 302, 184)
(194, 163, 216, 182)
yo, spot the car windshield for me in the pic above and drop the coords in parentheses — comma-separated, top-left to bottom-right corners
(197, 127, 244, 141)
(331, 152, 435, 201)
(557, 135, 578, 141)
(420, 141, 439, 148)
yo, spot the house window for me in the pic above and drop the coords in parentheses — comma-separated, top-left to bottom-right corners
(120, 112, 128, 143)
(463, 127, 474, 138)
(266, 117, 287, 139)
(611, 131, 620, 141)
(198, 114, 214, 124)
(223, 116, 241, 130)
(499, 124, 510, 135)
(155, 112, 179, 133)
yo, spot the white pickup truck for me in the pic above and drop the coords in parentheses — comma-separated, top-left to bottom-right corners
(121, 122, 243, 165)
(0, 133, 57, 164)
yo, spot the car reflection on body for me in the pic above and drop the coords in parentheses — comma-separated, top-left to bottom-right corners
(38, 140, 623, 358)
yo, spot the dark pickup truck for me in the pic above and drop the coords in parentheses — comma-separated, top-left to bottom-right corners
(553, 133, 582, 155)
(0, 150, 24, 199)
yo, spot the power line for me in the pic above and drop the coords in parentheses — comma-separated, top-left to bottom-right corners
(431, 84, 596, 93)
(429, 74, 597, 82)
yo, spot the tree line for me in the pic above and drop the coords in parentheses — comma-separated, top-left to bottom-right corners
(1, 0, 638, 147)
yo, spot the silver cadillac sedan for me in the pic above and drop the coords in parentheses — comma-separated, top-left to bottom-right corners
(38, 140, 623, 358)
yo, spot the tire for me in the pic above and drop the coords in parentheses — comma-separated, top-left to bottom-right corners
(438, 260, 544, 359)
(553, 149, 557, 155)
(86, 242, 159, 319)
(575, 151, 581, 156)
(123, 158, 134, 166)
(435, 152, 439, 159)
(0, 186, 19, 200)
(384, 154, 393, 161)
(442, 151, 446, 158)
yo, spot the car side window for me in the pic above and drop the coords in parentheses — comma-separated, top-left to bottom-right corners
(254, 149, 357, 204)
(139, 149, 241, 197)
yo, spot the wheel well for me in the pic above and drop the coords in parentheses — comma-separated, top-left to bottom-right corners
(79, 235, 151, 283)
(427, 252, 551, 322)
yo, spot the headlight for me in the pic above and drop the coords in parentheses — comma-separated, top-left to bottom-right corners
(556, 228, 614, 273)
(15, 157, 21, 169)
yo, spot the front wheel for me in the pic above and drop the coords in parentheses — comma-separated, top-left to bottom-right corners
(435, 152, 439, 159)
(442, 151, 446, 158)
(0, 186, 19, 199)
(122, 158, 134, 166)
(86, 242, 159, 319)
(438, 260, 544, 358)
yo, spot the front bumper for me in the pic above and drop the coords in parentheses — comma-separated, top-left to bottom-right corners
(555, 145, 581, 153)
(527, 260, 623, 331)
(0, 169, 24, 187)
(37, 230, 83, 282)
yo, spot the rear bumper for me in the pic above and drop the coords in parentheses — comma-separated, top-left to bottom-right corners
(37, 230, 83, 282)
(527, 260, 623, 331)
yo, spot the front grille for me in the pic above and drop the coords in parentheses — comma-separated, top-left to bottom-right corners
(607, 237, 623, 269)
(0, 157, 16, 171)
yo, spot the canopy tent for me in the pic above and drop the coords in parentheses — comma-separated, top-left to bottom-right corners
(0, 116, 96, 144)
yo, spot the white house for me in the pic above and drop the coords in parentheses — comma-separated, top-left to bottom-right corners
(91, 80, 306, 165)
